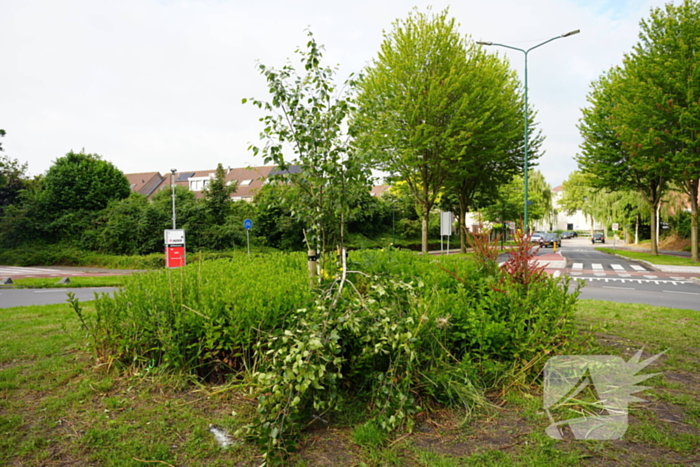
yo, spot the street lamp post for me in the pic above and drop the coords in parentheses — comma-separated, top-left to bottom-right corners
(171, 168, 177, 230)
(477, 29, 579, 232)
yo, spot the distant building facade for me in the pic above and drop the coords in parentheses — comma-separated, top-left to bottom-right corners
(125, 165, 388, 201)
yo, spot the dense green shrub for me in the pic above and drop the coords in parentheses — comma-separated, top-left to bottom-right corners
(88, 252, 313, 379)
(79, 243, 581, 461)
(240, 247, 580, 459)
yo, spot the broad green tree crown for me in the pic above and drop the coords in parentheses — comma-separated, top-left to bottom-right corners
(579, 0, 700, 258)
(44, 150, 130, 213)
(354, 8, 474, 253)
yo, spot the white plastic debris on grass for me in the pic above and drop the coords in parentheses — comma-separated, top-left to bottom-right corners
(208, 424, 234, 449)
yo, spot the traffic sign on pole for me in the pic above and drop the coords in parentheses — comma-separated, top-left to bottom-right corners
(243, 219, 252, 256)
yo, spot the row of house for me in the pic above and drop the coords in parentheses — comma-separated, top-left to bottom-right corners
(125, 166, 391, 201)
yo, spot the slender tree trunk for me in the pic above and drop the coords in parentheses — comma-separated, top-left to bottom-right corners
(689, 180, 699, 262)
(458, 199, 467, 254)
(421, 205, 430, 254)
(650, 200, 659, 256)
(307, 248, 318, 283)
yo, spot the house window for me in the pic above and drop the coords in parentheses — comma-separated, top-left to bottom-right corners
(240, 179, 252, 186)
(188, 176, 213, 191)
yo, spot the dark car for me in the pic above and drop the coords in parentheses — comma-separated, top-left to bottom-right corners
(561, 231, 578, 239)
(539, 232, 562, 248)
(591, 232, 606, 244)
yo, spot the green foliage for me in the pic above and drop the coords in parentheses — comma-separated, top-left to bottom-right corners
(253, 184, 305, 251)
(246, 30, 370, 260)
(633, 0, 700, 260)
(0, 150, 131, 247)
(354, 8, 479, 253)
(0, 178, 51, 247)
(669, 210, 692, 239)
(576, 1, 700, 258)
(203, 163, 235, 224)
(88, 253, 313, 377)
(481, 170, 553, 224)
(90, 193, 168, 255)
(346, 192, 392, 238)
(441, 42, 538, 252)
(71, 244, 580, 462)
(43, 150, 131, 213)
(559, 171, 594, 216)
(0, 154, 29, 210)
(236, 248, 580, 460)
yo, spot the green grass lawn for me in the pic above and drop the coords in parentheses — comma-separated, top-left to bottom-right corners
(1, 299, 697, 466)
(598, 247, 700, 267)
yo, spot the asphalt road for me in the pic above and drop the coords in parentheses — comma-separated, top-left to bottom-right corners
(558, 237, 700, 311)
(0, 287, 119, 309)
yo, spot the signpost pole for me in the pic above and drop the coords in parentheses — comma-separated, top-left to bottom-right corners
(244, 219, 253, 257)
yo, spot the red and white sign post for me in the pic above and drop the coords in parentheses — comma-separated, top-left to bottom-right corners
(164, 229, 186, 268)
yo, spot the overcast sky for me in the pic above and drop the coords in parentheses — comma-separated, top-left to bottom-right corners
(2, 0, 670, 187)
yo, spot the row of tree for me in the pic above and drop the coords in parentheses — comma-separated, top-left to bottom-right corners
(0, 149, 423, 255)
(578, 0, 700, 261)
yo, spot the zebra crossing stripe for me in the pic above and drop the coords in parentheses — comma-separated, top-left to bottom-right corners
(572, 263, 583, 270)
(592, 263, 604, 270)
(630, 265, 646, 271)
(611, 264, 625, 271)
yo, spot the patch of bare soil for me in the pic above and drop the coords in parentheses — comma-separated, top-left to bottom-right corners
(409, 408, 529, 458)
(298, 427, 361, 466)
(659, 233, 692, 251)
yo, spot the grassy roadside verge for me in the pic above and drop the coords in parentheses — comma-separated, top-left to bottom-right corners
(1, 300, 697, 466)
(597, 247, 700, 267)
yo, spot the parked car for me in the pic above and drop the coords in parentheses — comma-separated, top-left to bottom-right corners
(591, 232, 606, 244)
(530, 231, 546, 243)
(561, 231, 578, 239)
(539, 232, 562, 248)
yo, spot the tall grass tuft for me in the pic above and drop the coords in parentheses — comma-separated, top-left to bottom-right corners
(88, 252, 313, 379)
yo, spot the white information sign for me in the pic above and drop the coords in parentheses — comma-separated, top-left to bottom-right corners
(440, 211, 453, 237)
(164, 229, 186, 245)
